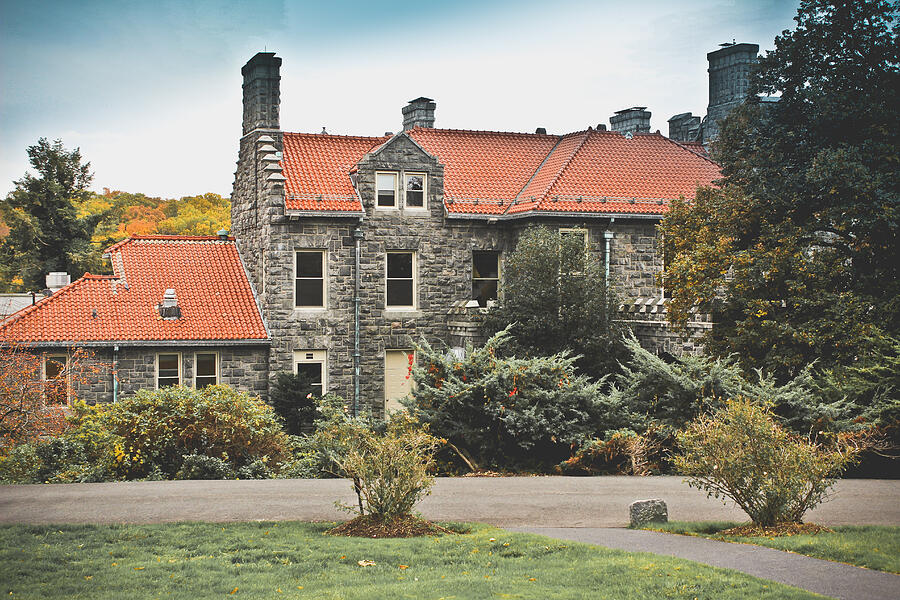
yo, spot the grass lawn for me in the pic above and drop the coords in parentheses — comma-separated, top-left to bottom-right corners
(0, 521, 825, 600)
(642, 522, 900, 574)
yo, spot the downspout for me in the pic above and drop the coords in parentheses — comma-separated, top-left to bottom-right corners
(112, 344, 119, 403)
(603, 218, 615, 287)
(352, 224, 363, 417)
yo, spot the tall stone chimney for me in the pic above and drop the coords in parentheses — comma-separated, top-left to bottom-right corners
(241, 52, 282, 136)
(402, 97, 436, 131)
(704, 42, 759, 142)
(610, 107, 651, 135)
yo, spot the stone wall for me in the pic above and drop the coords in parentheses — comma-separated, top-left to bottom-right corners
(67, 345, 269, 404)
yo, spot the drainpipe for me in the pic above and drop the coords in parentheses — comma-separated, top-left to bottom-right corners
(352, 225, 363, 417)
(112, 345, 119, 403)
(603, 221, 615, 288)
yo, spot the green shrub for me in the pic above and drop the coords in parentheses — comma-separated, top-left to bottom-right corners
(175, 454, 234, 480)
(335, 412, 441, 518)
(674, 397, 862, 526)
(408, 328, 606, 472)
(270, 371, 319, 435)
(78, 385, 290, 479)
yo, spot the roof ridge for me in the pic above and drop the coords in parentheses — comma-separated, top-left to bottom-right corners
(0, 275, 98, 332)
(535, 129, 593, 205)
(283, 131, 390, 142)
(105, 235, 235, 254)
(509, 135, 565, 209)
(411, 126, 559, 138)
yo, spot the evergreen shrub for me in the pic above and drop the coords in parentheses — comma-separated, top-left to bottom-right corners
(408, 327, 606, 472)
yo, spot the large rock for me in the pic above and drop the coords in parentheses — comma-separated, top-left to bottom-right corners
(629, 498, 668, 527)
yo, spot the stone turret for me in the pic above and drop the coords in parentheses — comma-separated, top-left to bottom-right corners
(402, 97, 436, 131)
(704, 42, 759, 142)
(241, 52, 282, 136)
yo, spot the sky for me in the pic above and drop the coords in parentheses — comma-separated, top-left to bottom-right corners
(0, 0, 801, 199)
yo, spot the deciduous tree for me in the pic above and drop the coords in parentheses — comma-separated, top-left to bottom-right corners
(661, 0, 900, 379)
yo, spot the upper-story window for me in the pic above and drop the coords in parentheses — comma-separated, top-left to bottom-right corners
(376, 172, 398, 208)
(404, 173, 426, 209)
(377, 171, 427, 210)
(295, 250, 325, 308)
(386, 251, 416, 309)
(472, 251, 500, 307)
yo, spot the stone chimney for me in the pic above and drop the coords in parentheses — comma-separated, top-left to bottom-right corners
(158, 289, 181, 320)
(241, 52, 282, 136)
(402, 97, 436, 131)
(705, 42, 759, 142)
(45, 272, 70, 294)
(610, 107, 652, 135)
(667, 112, 702, 142)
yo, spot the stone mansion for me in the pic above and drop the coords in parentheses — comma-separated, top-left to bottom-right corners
(2, 44, 759, 413)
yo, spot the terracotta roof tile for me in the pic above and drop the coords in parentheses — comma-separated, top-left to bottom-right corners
(0, 236, 268, 344)
(282, 132, 387, 212)
(280, 126, 720, 217)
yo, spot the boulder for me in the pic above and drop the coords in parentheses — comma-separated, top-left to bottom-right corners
(629, 498, 668, 527)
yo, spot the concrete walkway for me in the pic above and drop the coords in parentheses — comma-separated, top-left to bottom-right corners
(2, 476, 898, 526)
(509, 527, 899, 600)
(2, 476, 898, 599)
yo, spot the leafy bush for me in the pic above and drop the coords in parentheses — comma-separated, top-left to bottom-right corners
(674, 398, 863, 527)
(298, 395, 440, 518)
(70, 385, 291, 479)
(175, 454, 234, 480)
(408, 328, 607, 472)
(270, 370, 319, 435)
(1, 385, 290, 483)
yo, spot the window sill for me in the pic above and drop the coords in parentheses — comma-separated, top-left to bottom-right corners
(384, 309, 421, 317)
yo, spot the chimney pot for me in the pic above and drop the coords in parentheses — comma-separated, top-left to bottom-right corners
(535, 127, 547, 135)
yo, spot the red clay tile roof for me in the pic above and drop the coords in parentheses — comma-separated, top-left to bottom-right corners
(282, 132, 387, 212)
(0, 236, 268, 344)
(279, 127, 720, 217)
(407, 128, 560, 215)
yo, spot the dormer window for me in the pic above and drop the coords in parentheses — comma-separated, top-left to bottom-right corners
(404, 173, 426, 209)
(376, 172, 398, 208)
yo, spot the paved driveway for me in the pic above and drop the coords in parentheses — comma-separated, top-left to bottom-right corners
(1, 476, 897, 526)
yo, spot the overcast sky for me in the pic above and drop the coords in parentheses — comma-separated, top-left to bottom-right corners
(0, 0, 800, 199)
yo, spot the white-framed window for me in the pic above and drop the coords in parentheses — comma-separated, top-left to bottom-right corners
(376, 172, 398, 208)
(156, 353, 181, 388)
(194, 352, 218, 389)
(384, 349, 415, 413)
(386, 251, 416, 309)
(404, 172, 427, 209)
(472, 250, 500, 307)
(295, 250, 326, 308)
(294, 350, 326, 397)
(42, 353, 69, 404)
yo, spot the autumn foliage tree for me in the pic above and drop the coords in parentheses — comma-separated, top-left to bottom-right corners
(0, 343, 101, 452)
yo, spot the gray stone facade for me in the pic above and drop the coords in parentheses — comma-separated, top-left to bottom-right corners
(232, 52, 709, 415)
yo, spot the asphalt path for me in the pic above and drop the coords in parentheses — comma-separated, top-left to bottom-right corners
(1, 476, 897, 526)
(2, 476, 898, 600)
(509, 527, 900, 600)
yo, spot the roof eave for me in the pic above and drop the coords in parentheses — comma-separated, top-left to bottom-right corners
(8, 339, 271, 349)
